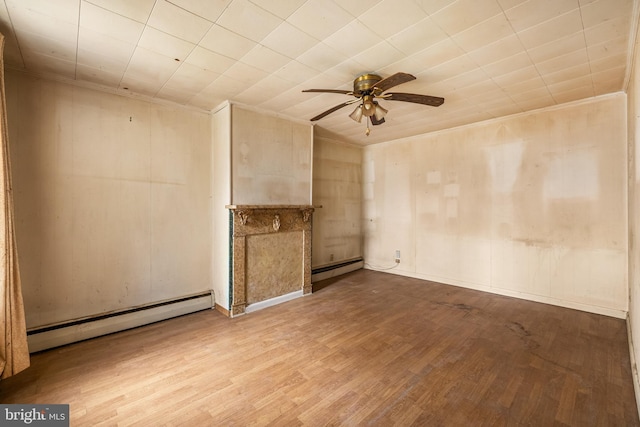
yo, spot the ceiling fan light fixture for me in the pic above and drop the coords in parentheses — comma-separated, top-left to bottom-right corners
(362, 95, 376, 117)
(373, 102, 388, 121)
(349, 104, 363, 122)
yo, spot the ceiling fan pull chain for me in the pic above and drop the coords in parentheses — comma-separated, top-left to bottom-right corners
(365, 117, 370, 136)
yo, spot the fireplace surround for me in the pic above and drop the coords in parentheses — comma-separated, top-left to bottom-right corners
(226, 205, 314, 317)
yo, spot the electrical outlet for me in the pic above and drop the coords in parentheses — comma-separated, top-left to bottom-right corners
(395, 250, 400, 263)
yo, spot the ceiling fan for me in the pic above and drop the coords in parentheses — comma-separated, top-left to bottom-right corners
(302, 72, 444, 136)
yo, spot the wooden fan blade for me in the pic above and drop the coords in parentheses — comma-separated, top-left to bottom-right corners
(302, 89, 352, 95)
(370, 115, 385, 126)
(372, 72, 416, 94)
(310, 100, 356, 121)
(384, 92, 445, 107)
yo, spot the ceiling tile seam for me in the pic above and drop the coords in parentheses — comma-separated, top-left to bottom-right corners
(150, 9, 219, 102)
(247, 0, 306, 21)
(440, 8, 523, 117)
(499, 1, 559, 106)
(2, 0, 25, 69)
(117, 0, 163, 94)
(576, 2, 597, 98)
(83, 0, 152, 25)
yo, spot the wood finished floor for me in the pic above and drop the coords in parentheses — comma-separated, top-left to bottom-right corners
(1, 269, 638, 426)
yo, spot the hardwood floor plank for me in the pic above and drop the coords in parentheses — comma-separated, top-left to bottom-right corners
(0, 269, 637, 426)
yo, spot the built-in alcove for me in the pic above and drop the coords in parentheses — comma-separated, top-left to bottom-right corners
(227, 205, 314, 317)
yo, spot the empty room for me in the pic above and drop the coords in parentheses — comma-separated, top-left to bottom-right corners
(1, 0, 640, 425)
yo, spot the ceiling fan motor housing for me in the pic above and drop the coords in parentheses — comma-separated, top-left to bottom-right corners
(353, 73, 382, 95)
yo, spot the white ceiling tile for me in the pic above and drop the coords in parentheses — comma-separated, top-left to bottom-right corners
(200, 74, 247, 99)
(580, 0, 633, 28)
(503, 0, 580, 32)
(147, 0, 212, 44)
(358, 0, 428, 39)
(387, 17, 448, 56)
(452, 13, 514, 52)
(430, 0, 503, 36)
(584, 16, 631, 45)
(333, 0, 383, 17)
(235, 74, 292, 104)
(482, 51, 533, 77)
(526, 32, 586, 63)
(549, 82, 594, 103)
(16, 30, 77, 62)
(76, 63, 123, 87)
(517, 9, 583, 50)
(21, 50, 76, 79)
(587, 36, 629, 61)
(287, 0, 353, 40)
(200, 24, 257, 60)
(80, 1, 144, 43)
(323, 20, 383, 58)
(542, 63, 591, 85)
(78, 28, 136, 69)
(296, 42, 349, 72)
(184, 46, 236, 74)
(590, 52, 627, 73)
(351, 41, 404, 73)
(547, 75, 593, 93)
(497, 0, 528, 9)
(592, 67, 625, 93)
(261, 22, 319, 59)
(7, 0, 79, 23)
(271, 60, 320, 84)
(409, 38, 466, 71)
(76, 45, 130, 75)
(164, 62, 222, 90)
(413, 0, 457, 15)
(124, 47, 182, 83)
(248, 0, 306, 19)
(155, 85, 196, 104)
(8, 6, 78, 45)
(166, 0, 232, 22)
(323, 59, 372, 85)
(84, 0, 155, 23)
(119, 74, 165, 96)
(536, 49, 589, 75)
(138, 27, 196, 61)
(493, 66, 541, 87)
(240, 45, 291, 73)
(221, 61, 269, 86)
(217, 0, 282, 42)
(467, 34, 526, 66)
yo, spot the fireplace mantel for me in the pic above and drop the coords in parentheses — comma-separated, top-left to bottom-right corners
(226, 204, 315, 316)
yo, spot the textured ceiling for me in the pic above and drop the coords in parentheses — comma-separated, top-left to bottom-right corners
(0, 0, 637, 145)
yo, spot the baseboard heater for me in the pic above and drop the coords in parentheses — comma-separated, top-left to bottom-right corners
(311, 257, 364, 282)
(27, 291, 213, 353)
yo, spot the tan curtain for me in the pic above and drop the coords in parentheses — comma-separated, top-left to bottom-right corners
(0, 33, 29, 379)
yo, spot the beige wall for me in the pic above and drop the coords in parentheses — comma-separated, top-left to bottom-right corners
(627, 17, 640, 408)
(311, 135, 362, 268)
(7, 71, 212, 328)
(363, 94, 628, 317)
(211, 103, 231, 310)
(231, 105, 312, 205)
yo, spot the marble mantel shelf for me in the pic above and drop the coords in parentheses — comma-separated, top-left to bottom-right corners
(226, 204, 316, 209)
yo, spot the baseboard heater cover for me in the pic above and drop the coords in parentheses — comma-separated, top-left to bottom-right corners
(27, 292, 213, 353)
(312, 258, 364, 282)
